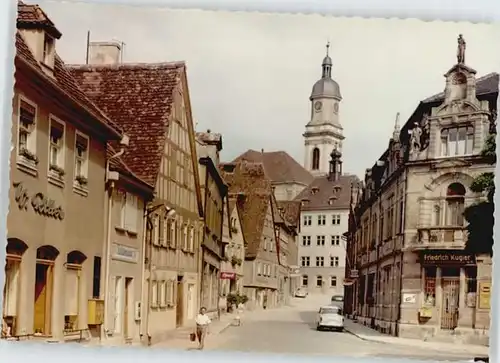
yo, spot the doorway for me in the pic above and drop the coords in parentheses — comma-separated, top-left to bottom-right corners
(441, 278, 460, 330)
(176, 276, 183, 327)
(124, 278, 132, 338)
(34, 245, 58, 336)
(187, 284, 194, 320)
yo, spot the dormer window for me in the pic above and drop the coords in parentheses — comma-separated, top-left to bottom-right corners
(42, 33, 55, 69)
(311, 187, 319, 195)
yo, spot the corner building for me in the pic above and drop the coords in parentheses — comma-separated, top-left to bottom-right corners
(348, 44, 497, 344)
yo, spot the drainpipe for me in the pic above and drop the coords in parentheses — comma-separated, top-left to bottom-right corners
(145, 213, 153, 346)
(103, 136, 129, 337)
(138, 203, 148, 342)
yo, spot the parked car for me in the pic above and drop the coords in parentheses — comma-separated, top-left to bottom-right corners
(295, 288, 308, 298)
(331, 295, 344, 306)
(316, 305, 344, 331)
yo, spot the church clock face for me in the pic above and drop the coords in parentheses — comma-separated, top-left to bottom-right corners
(333, 102, 339, 114)
(314, 101, 322, 112)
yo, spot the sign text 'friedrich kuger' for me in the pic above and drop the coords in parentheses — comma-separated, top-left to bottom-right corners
(13, 182, 65, 220)
(422, 252, 475, 265)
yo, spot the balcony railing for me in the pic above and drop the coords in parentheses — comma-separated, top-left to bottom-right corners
(414, 227, 466, 249)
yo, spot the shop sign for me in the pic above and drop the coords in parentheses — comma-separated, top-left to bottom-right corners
(111, 243, 138, 263)
(350, 269, 359, 278)
(420, 250, 475, 266)
(13, 181, 64, 220)
(478, 282, 491, 310)
(220, 272, 236, 280)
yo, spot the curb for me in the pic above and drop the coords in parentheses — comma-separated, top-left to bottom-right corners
(344, 326, 488, 356)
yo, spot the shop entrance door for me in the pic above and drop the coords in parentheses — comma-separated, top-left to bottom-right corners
(441, 278, 459, 330)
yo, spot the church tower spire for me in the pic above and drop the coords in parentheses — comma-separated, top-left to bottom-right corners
(303, 42, 345, 177)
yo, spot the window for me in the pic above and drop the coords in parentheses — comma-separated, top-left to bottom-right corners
(302, 236, 311, 246)
(166, 219, 175, 247)
(270, 239, 274, 252)
(332, 214, 341, 225)
(316, 235, 325, 246)
(48, 117, 65, 174)
(257, 262, 262, 275)
(302, 275, 308, 286)
(150, 281, 158, 307)
(316, 256, 324, 267)
(74, 132, 89, 185)
(330, 276, 337, 287)
(312, 147, 320, 170)
(316, 275, 323, 287)
(189, 227, 195, 252)
(330, 256, 339, 267)
(441, 126, 474, 157)
(166, 280, 175, 306)
(433, 204, 441, 226)
(119, 191, 138, 233)
(159, 281, 167, 307)
(424, 267, 436, 306)
(17, 98, 37, 163)
(445, 183, 466, 226)
(317, 215, 326, 225)
(301, 256, 310, 267)
(303, 215, 312, 226)
(64, 264, 80, 331)
(43, 33, 54, 66)
(331, 235, 340, 246)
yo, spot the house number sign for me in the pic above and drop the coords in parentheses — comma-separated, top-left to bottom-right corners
(13, 182, 65, 220)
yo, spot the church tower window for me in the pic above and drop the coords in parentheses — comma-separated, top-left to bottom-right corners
(312, 148, 320, 170)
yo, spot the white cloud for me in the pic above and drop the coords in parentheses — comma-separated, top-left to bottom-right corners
(32, 1, 500, 177)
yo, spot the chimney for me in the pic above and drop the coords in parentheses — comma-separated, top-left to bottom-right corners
(88, 41, 122, 65)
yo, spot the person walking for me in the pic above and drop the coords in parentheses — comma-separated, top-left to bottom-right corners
(195, 307, 211, 349)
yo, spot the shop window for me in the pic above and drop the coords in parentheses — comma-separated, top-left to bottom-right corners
(424, 266, 436, 306)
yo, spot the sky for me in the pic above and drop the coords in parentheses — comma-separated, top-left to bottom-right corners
(30, 1, 499, 177)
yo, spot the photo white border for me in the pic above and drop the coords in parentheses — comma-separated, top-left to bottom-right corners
(0, 1, 498, 363)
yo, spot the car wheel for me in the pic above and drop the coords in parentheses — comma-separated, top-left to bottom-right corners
(316, 325, 321, 331)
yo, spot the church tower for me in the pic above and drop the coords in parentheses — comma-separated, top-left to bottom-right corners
(303, 42, 345, 176)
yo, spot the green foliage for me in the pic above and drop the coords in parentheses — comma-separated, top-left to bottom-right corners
(464, 132, 496, 256)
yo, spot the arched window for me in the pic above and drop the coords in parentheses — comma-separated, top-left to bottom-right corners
(65, 250, 87, 331)
(312, 148, 320, 170)
(446, 182, 466, 226)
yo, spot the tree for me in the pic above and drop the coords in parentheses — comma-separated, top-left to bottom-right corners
(463, 133, 496, 256)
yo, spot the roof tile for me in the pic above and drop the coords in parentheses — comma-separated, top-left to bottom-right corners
(68, 62, 184, 185)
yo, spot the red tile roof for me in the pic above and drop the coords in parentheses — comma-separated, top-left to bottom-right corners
(15, 4, 123, 139)
(220, 161, 273, 260)
(68, 62, 184, 186)
(17, 1, 62, 39)
(107, 146, 154, 192)
(294, 174, 359, 211)
(234, 150, 313, 185)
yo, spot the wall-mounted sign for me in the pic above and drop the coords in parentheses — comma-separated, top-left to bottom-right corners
(350, 269, 359, 278)
(420, 250, 475, 266)
(13, 182, 65, 220)
(403, 293, 417, 304)
(220, 272, 236, 280)
(478, 282, 491, 310)
(111, 243, 139, 263)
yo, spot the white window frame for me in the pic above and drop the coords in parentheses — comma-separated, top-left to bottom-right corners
(159, 281, 167, 307)
(331, 276, 337, 287)
(48, 115, 66, 180)
(74, 130, 90, 188)
(17, 96, 38, 169)
(316, 275, 323, 287)
(317, 235, 325, 246)
(189, 226, 195, 252)
(332, 214, 341, 225)
(317, 215, 326, 226)
(303, 215, 312, 226)
(257, 262, 262, 276)
(151, 281, 158, 308)
(302, 275, 308, 286)
(316, 256, 324, 267)
(440, 126, 474, 157)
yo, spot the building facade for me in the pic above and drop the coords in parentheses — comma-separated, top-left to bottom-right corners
(102, 148, 154, 345)
(70, 52, 204, 344)
(347, 40, 497, 344)
(221, 161, 281, 310)
(295, 152, 355, 296)
(3, 3, 124, 341)
(220, 194, 246, 298)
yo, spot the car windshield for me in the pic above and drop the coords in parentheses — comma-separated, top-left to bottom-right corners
(320, 307, 340, 314)
(331, 296, 343, 301)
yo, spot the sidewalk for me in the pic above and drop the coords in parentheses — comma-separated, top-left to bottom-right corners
(344, 318, 489, 356)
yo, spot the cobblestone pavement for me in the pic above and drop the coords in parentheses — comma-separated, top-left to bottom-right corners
(154, 296, 486, 361)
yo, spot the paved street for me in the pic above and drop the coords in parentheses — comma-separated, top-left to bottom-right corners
(165, 295, 483, 361)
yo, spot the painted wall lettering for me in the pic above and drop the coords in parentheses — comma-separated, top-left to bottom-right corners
(13, 182, 65, 220)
